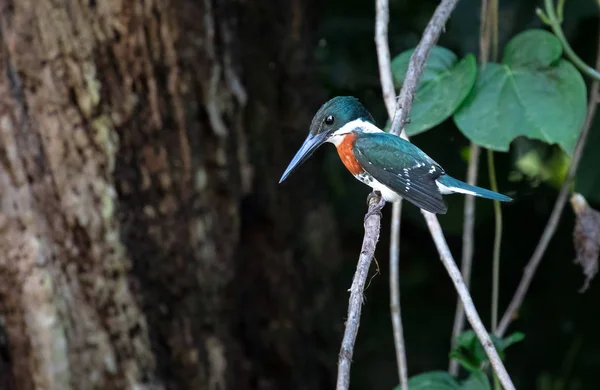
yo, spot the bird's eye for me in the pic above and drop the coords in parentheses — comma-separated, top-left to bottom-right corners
(325, 115, 335, 125)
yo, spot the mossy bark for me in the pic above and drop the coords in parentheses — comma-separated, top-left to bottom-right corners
(0, 0, 341, 389)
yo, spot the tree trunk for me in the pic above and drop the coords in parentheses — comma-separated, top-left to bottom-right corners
(0, 0, 341, 389)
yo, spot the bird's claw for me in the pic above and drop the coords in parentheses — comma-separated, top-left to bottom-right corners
(364, 191, 386, 223)
(366, 191, 381, 206)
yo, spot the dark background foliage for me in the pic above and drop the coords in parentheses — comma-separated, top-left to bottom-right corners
(281, 0, 600, 388)
(1, 0, 596, 388)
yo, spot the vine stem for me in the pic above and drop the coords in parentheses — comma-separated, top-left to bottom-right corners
(540, 0, 600, 81)
(450, 0, 492, 375)
(449, 143, 480, 375)
(389, 202, 408, 389)
(496, 19, 600, 337)
(488, 149, 502, 333)
(376, 0, 402, 125)
(375, 0, 409, 388)
(483, 0, 502, 336)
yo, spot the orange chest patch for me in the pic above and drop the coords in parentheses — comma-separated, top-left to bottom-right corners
(336, 133, 363, 175)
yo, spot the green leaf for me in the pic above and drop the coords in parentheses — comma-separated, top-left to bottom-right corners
(449, 331, 487, 372)
(502, 29, 562, 68)
(454, 29, 587, 156)
(391, 46, 477, 136)
(400, 371, 459, 390)
(460, 371, 491, 390)
(450, 330, 525, 372)
(498, 332, 525, 351)
(399, 371, 491, 390)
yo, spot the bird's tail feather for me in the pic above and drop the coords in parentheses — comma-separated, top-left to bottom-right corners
(437, 175, 513, 202)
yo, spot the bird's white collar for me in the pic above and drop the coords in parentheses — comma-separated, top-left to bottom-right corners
(328, 119, 383, 146)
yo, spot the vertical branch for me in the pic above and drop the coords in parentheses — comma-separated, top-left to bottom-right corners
(389, 203, 409, 389)
(336, 196, 384, 390)
(479, 0, 491, 62)
(450, 0, 491, 373)
(497, 22, 600, 336)
(485, 0, 502, 336)
(488, 149, 502, 333)
(376, 0, 409, 388)
(490, 0, 499, 61)
(376, 0, 400, 122)
(446, 0, 504, 343)
(449, 143, 480, 375)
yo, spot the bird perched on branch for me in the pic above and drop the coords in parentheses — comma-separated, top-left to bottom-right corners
(279, 96, 512, 214)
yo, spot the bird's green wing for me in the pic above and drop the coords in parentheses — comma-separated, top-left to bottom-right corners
(353, 132, 448, 214)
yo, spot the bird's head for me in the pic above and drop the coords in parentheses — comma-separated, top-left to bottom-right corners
(279, 96, 375, 183)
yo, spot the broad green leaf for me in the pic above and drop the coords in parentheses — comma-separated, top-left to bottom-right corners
(392, 46, 458, 85)
(503, 29, 562, 68)
(454, 29, 587, 156)
(399, 371, 459, 390)
(391, 46, 477, 136)
(460, 372, 491, 390)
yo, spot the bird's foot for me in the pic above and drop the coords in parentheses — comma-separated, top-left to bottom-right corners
(364, 191, 386, 223)
(366, 190, 380, 206)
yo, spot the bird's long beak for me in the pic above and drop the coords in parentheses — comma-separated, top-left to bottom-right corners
(279, 132, 328, 183)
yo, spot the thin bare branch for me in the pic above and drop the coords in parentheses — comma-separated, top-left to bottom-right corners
(376, 0, 409, 387)
(390, 0, 461, 136)
(449, 143, 480, 375)
(389, 203, 409, 388)
(336, 196, 384, 390)
(497, 23, 600, 336)
(422, 212, 515, 390)
(484, 0, 503, 337)
(488, 149, 502, 334)
(376, 0, 399, 123)
(450, 0, 495, 374)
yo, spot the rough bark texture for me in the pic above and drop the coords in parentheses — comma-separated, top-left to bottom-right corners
(0, 0, 340, 389)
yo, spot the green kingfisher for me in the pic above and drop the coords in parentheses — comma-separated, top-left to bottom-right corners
(279, 96, 512, 214)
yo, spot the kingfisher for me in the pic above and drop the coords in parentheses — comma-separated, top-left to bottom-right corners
(279, 96, 512, 214)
